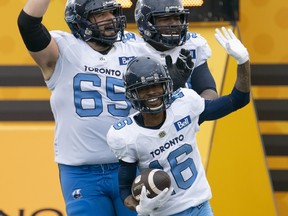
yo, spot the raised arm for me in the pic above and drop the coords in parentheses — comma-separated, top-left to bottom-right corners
(199, 27, 251, 124)
(215, 27, 250, 92)
(17, 0, 59, 80)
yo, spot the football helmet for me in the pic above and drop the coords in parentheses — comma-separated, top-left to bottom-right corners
(64, 0, 126, 46)
(124, 56, 173, 113)
(134, 0, 189, 51)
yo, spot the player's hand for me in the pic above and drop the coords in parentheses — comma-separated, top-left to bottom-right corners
(215, 27, 249, 65)
(136, 186, 173, 216)
(165, 48, 194, 91)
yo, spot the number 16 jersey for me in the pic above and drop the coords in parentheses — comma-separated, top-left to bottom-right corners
(107, 88, 212, 216)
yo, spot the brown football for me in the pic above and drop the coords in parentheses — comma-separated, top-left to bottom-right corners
(131, 168, 171, 201)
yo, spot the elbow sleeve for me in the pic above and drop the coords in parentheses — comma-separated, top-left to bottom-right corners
(17, 9, 51, 52)
(118, 160, 137, 202)
(231, 87, 250, 109)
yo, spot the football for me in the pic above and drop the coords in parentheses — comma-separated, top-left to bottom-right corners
(131, 168, 171, 201)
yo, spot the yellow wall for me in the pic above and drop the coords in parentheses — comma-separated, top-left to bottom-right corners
(1, 0, 288, 64)
(207, 54, 277, 216)
(0, 0, 69, 65)
(0, 122, 65, 215)
(239, 0, 288, 63)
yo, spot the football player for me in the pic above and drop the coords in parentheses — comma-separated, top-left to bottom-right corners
(17, 0, 193, 215)
(125, 0, 219, 99)
(107, 27, 250, 216)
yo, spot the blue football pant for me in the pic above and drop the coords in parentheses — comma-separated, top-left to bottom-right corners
(58, 163, 136, 216)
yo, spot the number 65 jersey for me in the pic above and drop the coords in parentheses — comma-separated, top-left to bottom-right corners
(46, 31, 151, 166)
(107, 88, 212, 216)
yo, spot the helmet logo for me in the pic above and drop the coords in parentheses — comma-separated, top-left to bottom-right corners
(75, 13, 81, 20)
(85, 28, 92, 36)
(165, 5, 184, 12)
(103, 1, 116, 7)
(144, 30, 151, 37)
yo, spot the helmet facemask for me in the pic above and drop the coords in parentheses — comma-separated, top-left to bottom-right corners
(135, 0, 189, 51)
(149, 12, 188, 50)
(86, 9, 127, 45)
(65, 0, 127, 46)
(127, 81, 172, 114)
(124, 57, 173, 114)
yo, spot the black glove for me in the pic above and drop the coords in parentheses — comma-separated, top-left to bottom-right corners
(165, 48, 194, 91)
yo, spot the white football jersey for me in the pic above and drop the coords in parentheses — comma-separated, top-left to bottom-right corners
(46, 31, 151, 165)
(107, 88, 212, 215)
(124, 31, 212, 70)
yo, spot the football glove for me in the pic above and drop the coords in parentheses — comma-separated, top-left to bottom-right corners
(165, 48, 194, 91)
(136, 186, 173, 216)
(215, 27, 249, 65)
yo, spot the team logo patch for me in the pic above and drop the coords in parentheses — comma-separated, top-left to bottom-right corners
(158, 131, 166, 138)
(72, 189, 82, 200)
(99, 56, 107, 62)
(119, 56, 135, 65)
(174, 115, 191, 131)
(189, 49, 196, 59)
(124, 32, 136, 41)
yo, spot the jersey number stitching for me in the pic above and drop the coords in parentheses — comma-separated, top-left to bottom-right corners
(149, 144, 198, 190)
(73, 73, 131, 117)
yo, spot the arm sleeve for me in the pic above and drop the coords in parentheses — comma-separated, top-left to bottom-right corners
(118, 160, 138, 202)
(17, 9, 51, 52)
(189, 62, 217, 95)
(198, 87, 250, 124)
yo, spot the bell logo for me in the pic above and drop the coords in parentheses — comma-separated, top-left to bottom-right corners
(174, 116, 191, 131)
(119, 56, 135, 65)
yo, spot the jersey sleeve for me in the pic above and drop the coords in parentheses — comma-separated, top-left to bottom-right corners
(106, 124, 138, 163)
(50, 31, 74, 53)
(46, 31, 81, 90)
(179, 88, 205, 117)
(196, 34, 212, 65)
(186, 32, 212, 68)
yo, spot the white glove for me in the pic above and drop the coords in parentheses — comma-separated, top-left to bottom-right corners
(136, 186, 173, 216)
(215, 27, 249, 64)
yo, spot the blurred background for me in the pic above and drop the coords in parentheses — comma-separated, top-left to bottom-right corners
(0, 0, 287, 215)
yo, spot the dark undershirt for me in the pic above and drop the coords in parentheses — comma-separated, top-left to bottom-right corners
(134, 113, 165, 129)
(188, 62, 217, 94)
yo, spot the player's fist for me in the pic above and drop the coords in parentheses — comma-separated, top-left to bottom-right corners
(215, 27, 249, 64)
